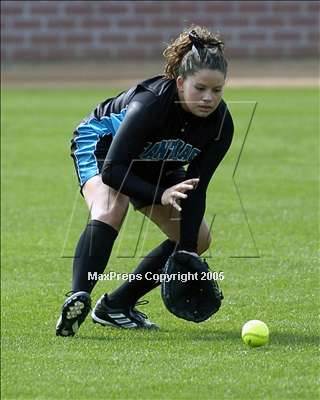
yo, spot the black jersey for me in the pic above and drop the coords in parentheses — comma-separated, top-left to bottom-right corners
(80, 75, 234, 251)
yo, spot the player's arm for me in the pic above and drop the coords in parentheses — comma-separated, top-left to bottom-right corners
(101, 92, 166, 204)
(179, 110, 234, 252)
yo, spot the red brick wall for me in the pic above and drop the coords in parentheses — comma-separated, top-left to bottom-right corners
(2, 0, 319, 62)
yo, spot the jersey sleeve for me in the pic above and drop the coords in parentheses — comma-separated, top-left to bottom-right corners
(179, 108, 234, 252)
(101, 91, 166, 204)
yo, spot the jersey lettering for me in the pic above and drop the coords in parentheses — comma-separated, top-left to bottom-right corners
(139, 139, 201, 162)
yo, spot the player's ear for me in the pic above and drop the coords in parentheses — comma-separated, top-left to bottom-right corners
(176, 76, 184, 92)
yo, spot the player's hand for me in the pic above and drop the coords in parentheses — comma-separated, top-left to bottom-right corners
(161, 178, 199, 212)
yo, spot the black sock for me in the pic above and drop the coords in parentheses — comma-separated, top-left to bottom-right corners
(108, 239, 176, 308)
(72, 220, 118, 294)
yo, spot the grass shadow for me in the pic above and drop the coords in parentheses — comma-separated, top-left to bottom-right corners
(270, 331, 319, 346)
(78, 327, 240, 343)
(78, 328, 319, 347)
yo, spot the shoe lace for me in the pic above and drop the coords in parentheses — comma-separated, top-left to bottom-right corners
(131, 299, 149, 320)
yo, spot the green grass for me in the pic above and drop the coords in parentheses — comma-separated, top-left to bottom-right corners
(1, 86, 319, 400)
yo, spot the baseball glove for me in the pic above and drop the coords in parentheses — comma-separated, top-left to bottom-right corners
(161, 251, 223, 323)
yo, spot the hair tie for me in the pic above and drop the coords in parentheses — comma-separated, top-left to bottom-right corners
(188, 30, 205, 49)
(189, 29, 224, 53)
(207, 40, 224, 50)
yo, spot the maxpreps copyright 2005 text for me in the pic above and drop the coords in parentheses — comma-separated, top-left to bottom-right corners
(88, 271, 224, 283)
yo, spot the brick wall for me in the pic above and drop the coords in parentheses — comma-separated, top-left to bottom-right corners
(2, 0, 319, 62)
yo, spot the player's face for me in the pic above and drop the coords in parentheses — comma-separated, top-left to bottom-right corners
(176, 69, 225, 117)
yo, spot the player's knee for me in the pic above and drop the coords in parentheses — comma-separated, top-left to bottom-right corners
(198, 233, 212, 255)
(91, 201, 129, 228)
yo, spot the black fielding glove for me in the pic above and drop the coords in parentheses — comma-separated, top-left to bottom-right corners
(161, 251, 223, 323)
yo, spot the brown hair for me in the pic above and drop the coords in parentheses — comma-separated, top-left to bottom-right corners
(163, 25, 227, 80)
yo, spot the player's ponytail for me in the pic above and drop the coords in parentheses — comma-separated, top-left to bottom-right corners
(163, 25, 228, 79)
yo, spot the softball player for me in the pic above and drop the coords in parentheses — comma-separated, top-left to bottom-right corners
(56, 26, 234, 336)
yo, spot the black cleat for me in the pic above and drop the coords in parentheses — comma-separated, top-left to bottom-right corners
(56, 291, 91, 337)
(91, 294, 159, 330)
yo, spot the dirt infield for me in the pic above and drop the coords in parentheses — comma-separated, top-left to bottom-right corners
(2, 59, 318, 88)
